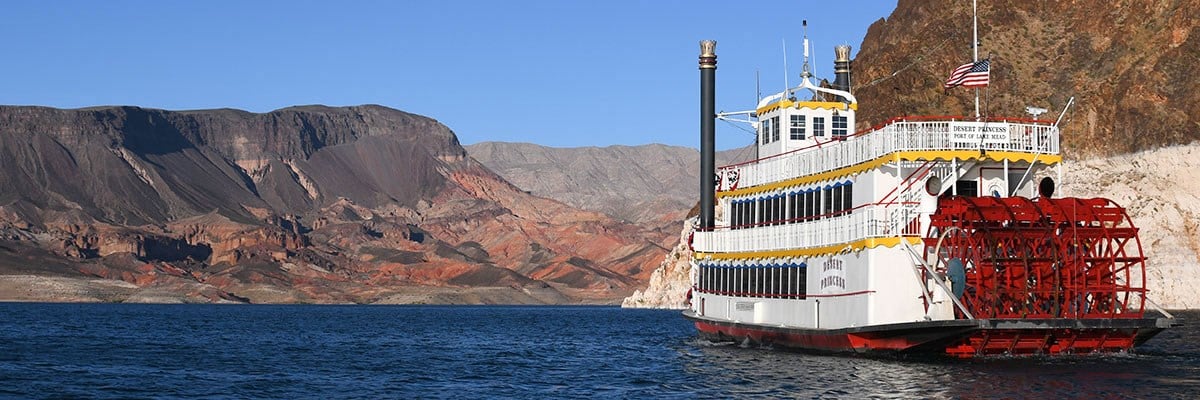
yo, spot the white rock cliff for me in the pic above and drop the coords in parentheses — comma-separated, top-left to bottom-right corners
(621, 219, 695, 309)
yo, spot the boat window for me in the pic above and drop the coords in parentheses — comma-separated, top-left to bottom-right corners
(832, 115, 848, 139)
(763, 198, 772, 226)
(741, 202, 749, 228)
(756, 267, 765, 297)
(700, 266, 710, 291)
(778, 197, 784, 225)
(955, 180, 978, 197)
(784, 267, 793, 298)
(714, 266, 719, 293)
(777, 267, 787, 295)
(724, 266, 734, 294)
(805, 191, 814, 220)
(811, 189, 819, 219)
(766, 197, 775, 226)
(767, 267, 775, 297)
(832, 186, 843, 214)
(843, 183, 853, 214)
(775, 196, 784, 225)
(771, 116, 781, 143)
(751, 199, 759, 226)
(716, 267, 722, 293)
(760, 119, 769, 145)
(824, 187, 835, 216)
(790, 115, 805, 140)
(787, 193, 796, 222)
(734, 267, 744, 293)
(725, 267, 732, 295)
(796, 266, 807, 299)
(813, 117, 826, 137)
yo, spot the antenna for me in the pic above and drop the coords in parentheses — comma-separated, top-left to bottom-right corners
(782, 38, 789, 94)
(972, 0, 980, 119)
(800, 20, 812, 80)
(756, 69, 762, 102)
(810, 38, 817, 81)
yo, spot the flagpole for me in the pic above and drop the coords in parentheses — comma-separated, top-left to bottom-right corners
(973, 0, 980, 119)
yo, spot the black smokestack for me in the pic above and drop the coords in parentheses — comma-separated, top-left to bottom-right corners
(833, 45, 852, 100)
(699, 40, 717, 230)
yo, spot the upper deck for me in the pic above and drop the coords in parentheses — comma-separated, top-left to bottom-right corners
(717, 116, 1061, 196)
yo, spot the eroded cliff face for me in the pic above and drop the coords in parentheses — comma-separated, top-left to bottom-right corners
(1058, 143, 1200, 309)
(0, 105, 664, 304)
(621, 219, 695, 309)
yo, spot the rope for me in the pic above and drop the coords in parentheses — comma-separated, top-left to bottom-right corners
(719, 119, 758, 164)
(855, 33, 960, 91)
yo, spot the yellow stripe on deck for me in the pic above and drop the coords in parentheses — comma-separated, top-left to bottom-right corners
(718, 150, 1061, 199)
(694, 236, 924, 260)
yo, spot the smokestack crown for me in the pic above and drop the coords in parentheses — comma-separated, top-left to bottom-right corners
(833, 45, 852, 95)
(834, 45, 852, 64)
(699, 40, 717, 69)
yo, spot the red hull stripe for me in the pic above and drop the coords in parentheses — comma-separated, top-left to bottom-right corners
(687, 313, 1171, 357)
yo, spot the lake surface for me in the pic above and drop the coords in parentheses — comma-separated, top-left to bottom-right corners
(1, 304, 1197, 399)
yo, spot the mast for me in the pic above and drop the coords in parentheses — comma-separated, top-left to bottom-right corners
(973, 0, 980, 119)
(782, 39, 789, 95)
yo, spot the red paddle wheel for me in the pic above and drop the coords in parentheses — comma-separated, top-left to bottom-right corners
(926, 196, 1155, 356)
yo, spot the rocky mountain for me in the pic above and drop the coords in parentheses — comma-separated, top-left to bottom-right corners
(466, 142, 754, 239)
(0, 105, 665, 304)
(852, 0, 1199, 156)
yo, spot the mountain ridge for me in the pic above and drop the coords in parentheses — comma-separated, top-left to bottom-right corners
(0, 104, 664, 304)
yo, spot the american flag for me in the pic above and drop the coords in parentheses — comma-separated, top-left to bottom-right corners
(943, 59, 990, 88)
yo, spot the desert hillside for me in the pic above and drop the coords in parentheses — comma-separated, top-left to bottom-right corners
(0, 105, 665, 304)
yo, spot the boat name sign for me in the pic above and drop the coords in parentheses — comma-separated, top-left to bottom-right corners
(949, 121, 1011, 145)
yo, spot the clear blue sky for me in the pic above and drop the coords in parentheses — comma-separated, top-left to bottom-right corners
(0, 1, 896, 150)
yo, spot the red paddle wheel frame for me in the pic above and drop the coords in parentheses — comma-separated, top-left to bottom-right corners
(925, 196, 1152, 356)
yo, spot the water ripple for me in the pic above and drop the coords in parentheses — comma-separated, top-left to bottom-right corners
(0, 304, 1196, 399)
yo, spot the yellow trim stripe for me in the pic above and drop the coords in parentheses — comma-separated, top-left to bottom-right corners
(718, 150, 1061, 199)
(694, 236, 923, 260)
(757, 100, 858, 115)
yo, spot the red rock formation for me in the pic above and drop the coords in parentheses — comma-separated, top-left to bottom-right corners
(0, 105, 664, 304)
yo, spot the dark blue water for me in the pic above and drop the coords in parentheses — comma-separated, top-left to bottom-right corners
(1, 304, 1197, 399)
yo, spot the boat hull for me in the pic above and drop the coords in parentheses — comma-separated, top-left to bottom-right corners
(684, 311, 1172, 357)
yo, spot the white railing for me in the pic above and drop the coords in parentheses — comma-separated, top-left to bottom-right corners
(720, 119, 1059, 191)
(693, 204, 922, 254)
